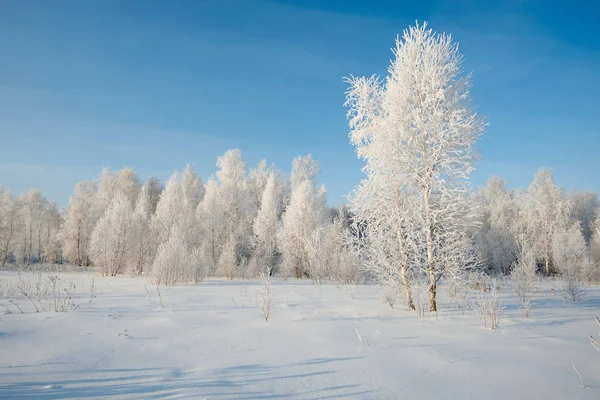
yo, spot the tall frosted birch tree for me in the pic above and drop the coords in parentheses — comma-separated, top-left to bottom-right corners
(345, 22, 484, 311)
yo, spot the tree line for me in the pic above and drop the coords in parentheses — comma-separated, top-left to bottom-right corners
(1, 23, 598, 313)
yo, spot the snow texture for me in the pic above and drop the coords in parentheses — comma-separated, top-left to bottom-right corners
(1, 271, 598, 399)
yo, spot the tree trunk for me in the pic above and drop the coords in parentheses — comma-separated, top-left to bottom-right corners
(429, 268, 437, 312)
(425, 203, 437, 312)
(396, 227, 415, 311)
(401, 263, 415, 311)
(76, 223, 82, 266)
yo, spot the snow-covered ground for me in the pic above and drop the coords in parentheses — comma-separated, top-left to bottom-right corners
(0, 271, 598, 399)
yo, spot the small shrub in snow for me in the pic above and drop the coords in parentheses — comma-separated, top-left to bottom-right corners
(562, 275, 586, 303)
(254, 268, 273, 323)
(381, 280, 399, 309)
(412, 280, 429, 321)
(511, 247, 537, 318)
(447, 276, 470, 315)
(469, 271, 491, 292)
(472, 278, 503, 329)
(2, 273, 77, 313)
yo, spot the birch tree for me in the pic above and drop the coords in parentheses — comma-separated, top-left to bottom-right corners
(61, 181, 97, 266)
(151, 172, 184, 246)
(478, 177, 518, 274)
(143, 176, 163, 216)
(522, 168, 570, 274)
(280, 156, 328, 279)
(589, 215, 600, 283)
(89, 194, 134, 276)
(553, 224, 588, 301)
(196, 178, 227, 275)
(345, 22, 484, 311)
(567, 190, 598, 244)
(0, 189, 20, 268)
(253, 171, 282, 275)
(129, 185, 155, 274)
(215, 149, 249, 278)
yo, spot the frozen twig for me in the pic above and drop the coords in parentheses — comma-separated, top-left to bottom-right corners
(572, 364, 587, 388)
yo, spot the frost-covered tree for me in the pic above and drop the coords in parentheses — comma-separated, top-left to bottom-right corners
(216, 149, 247, 224)
(218, 233, 238, 280)
(290, 154, 319, 189)
(89, 194, 134, 276)
(280, 157, 328, 279)
(129, 186, 155, 274)
(553, 224, 588, 301)
(16, 190, 58, 265)
(16, 190, 42, 264)
(348, 176, 422, 310)
(61, 181, 97, 266)
(478, 177, 519, 274)
(151, 171, 184, 246)
(149, 166, 201, 272)
(181, 164, 204, 212)
(510, 244, 537, 317)
(152, 224, 202, 285)
(567, 190, 598, 244)
(96, 167, 140, 210)
(215, 149, 250, 278)
(0, 188, 20, 268)
(345, 22, 484, 311)
(143, 176, 163, 216)
(40, 202, 62, 264)
(196, 178, 227, 275)
(589, 215, 600, 283)
(522, 168, 570, 274)
(252, 172, 282, 275)
(315, 204, 360, 285)
(247, 159, 272, 215)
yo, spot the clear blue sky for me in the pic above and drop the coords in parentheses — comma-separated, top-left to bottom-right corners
(1, 0, 598, 207)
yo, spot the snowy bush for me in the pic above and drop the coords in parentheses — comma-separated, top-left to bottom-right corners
(446, 275, 470, 315)
(511, 246, 537, 318)
(254, 268, 273, 323)
(469, 271, 491, 292)
(412, 280, 429, 321)
(1, 273, 77, 313)
(381, 279, 399, 309)
(472, 278, 503, 329)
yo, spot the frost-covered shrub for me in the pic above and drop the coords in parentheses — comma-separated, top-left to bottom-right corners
(1, 273, 77, 313)
(254, 268, 273, 323)
(446, 275, 470, 315)
(381, 279, 399, 309)
(511, 247, 537, 318)
(472, 278, 503, 329)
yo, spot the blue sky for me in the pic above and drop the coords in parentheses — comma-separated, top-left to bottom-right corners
(0, 0, 598, 207)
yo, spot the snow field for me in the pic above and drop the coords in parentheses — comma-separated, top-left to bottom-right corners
(0, 271, 599, 399)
